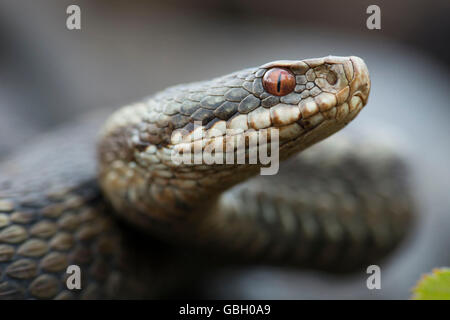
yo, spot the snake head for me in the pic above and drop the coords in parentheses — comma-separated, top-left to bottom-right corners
(253, 56, 370, 148)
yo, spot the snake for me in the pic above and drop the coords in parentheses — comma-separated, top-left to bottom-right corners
(0, 55, 414, 299)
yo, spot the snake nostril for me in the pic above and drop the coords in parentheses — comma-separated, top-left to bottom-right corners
(326, 71, 337, 85)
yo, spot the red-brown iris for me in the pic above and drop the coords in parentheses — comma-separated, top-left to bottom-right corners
(262, 68, 296, 96)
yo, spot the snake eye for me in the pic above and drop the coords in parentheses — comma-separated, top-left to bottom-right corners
(262, 68, 296, 96)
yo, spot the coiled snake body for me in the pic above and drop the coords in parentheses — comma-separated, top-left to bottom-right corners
(0, 56, 413, 299)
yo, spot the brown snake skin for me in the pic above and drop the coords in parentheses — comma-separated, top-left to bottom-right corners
(0, 56, 414, 299)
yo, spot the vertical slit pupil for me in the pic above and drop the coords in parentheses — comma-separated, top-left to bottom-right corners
(277, 72, 282, 92)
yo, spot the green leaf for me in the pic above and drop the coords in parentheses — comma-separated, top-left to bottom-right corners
(412, 268, 450, 300)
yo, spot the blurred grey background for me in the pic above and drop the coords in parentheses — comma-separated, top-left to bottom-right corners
(0, 0, 449, 299)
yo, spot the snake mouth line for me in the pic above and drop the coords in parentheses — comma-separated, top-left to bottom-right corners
(168, 92, 365, 151)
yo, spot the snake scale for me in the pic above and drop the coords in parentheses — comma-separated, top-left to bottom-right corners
(0, 56, 414, 299)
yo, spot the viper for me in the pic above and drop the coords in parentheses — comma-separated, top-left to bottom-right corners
(0, 56, 413, 299)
